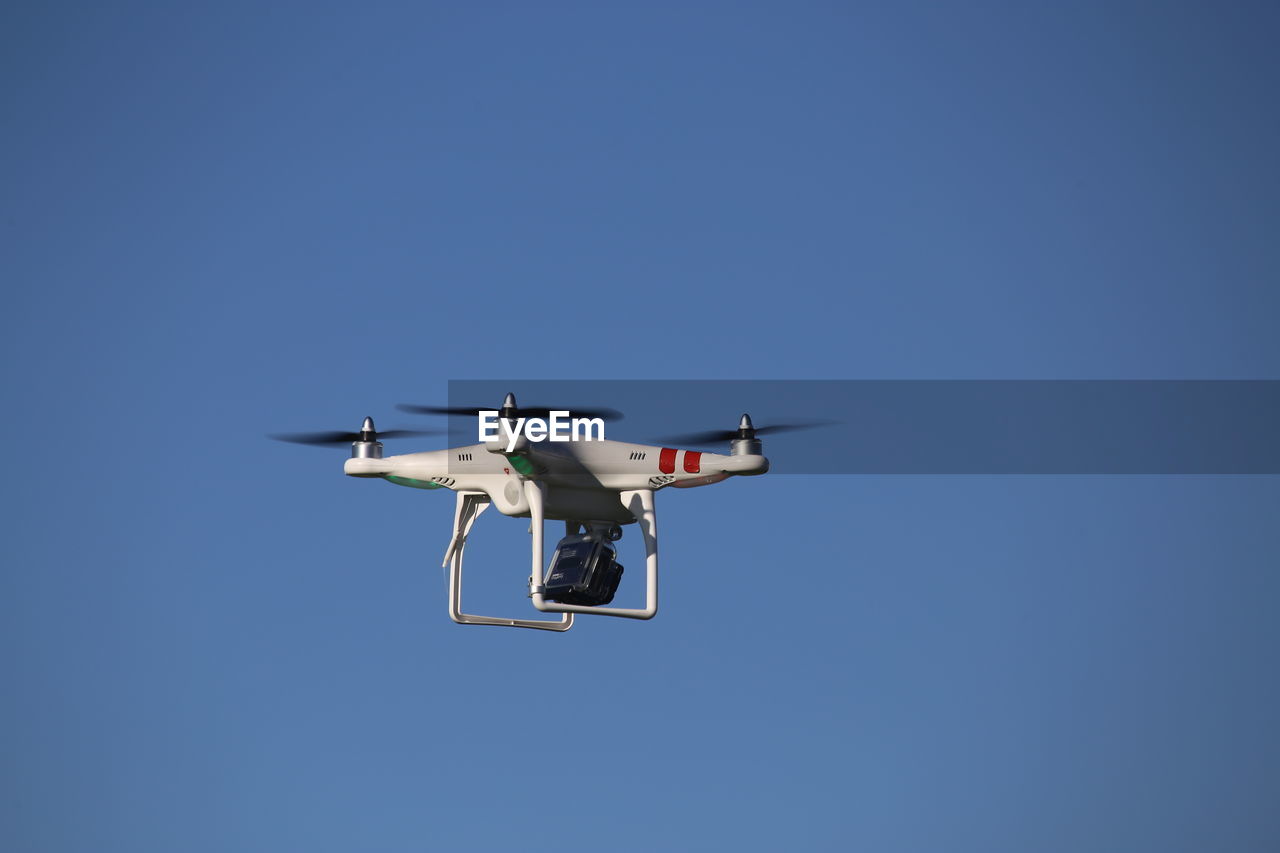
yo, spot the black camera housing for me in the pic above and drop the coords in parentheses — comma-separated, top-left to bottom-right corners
(544, 533, 624, 607)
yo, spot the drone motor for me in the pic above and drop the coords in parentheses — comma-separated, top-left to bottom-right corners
(351, 416, 383, 459)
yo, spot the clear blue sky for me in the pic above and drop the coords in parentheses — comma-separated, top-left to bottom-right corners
(3, 2, 1278, 851)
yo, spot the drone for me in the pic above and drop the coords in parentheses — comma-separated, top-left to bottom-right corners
(273, 393, 814, 631)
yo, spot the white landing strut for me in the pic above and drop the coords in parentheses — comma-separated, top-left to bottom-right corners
(526, 481, 659, 620)
(443, 491, 573, 631)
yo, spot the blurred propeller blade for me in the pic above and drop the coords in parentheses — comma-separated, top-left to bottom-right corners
(754, 422, 839, 436)
(394, 405, 479, 416)
(268, 428, 441, 447)
(655, 428, 740, 446)
(376, 429, 445, 440)
(508, 405, 624, 421)
(656, 421, 838, 446)
(397, 403, 624, 421)
(269, 430, 365, 446)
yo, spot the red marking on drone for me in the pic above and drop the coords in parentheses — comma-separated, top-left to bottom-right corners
(683, 451, 702, 474)
(504, 467, 511, 474)
(659, 447, 677, 474)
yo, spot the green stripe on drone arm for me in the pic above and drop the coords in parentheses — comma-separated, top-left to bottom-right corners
(507, 455, 535, 476)
(385, 475, 445, 490)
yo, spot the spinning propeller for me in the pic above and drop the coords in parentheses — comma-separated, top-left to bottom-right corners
(269, 416, 442, 447)
(657, 414, 836, 447)
(397, 393, 623, 422)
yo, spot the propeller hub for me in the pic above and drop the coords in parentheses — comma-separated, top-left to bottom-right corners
(352, 415, 383, 459)
(731, 413, 762, 456)
(500, 392, 518, 421)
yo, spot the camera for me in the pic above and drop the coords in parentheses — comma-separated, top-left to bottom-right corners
(543, 531, 625, 607)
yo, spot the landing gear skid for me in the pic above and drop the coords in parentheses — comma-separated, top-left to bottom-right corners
(441, 485, 659, 632)
(443, 491, 572, 631)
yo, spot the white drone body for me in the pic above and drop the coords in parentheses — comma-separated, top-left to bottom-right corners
(339, 394, 770, 631)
